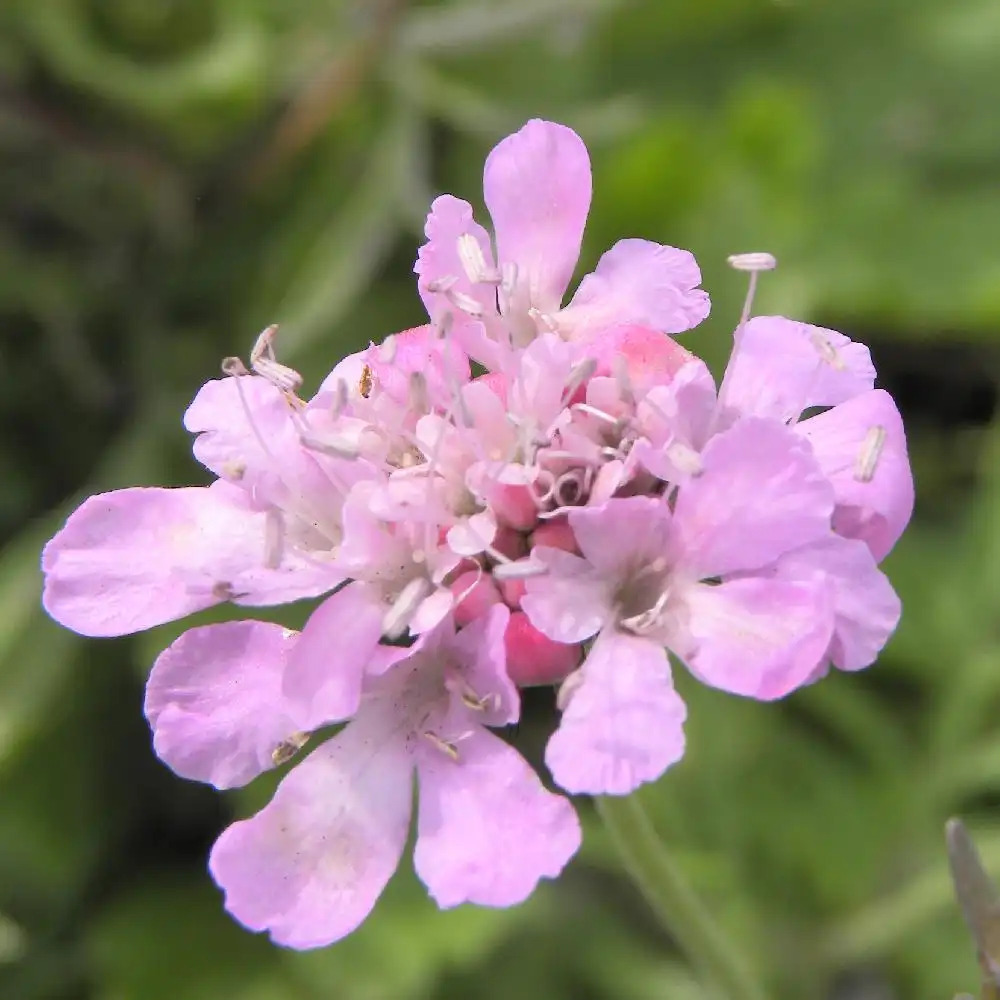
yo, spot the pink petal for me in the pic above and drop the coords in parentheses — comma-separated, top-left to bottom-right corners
(568, 495, 674, 579)
(413, 727, 580, 908)
(561, 240, 710, 340)
(545, 632, 686, 795)
(41, 482, 338, 637)
(673, 418, 834, 578)
(209, 712, 412, 949)
(144, 621, 303, 789)
(776, 535, 901, 672)
(451, 605, 518, 725)
(414, 196, 500, 366)
(583, 323, 699, 394)
(484, 120, 592, 313)
(504, 611, 581, 687)
(720, 316, 875, 422)
(797, 389, 913, 561)
(282, 583, 385, 729)
(184, 376, 292, 490)
(521, 547, 610, 643)
(681, 577, 834, 700)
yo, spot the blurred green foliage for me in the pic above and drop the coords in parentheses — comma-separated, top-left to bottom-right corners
(2, 0, 1000, 998)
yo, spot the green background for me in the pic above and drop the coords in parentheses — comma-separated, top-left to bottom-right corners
(2, 1, 1000, 997)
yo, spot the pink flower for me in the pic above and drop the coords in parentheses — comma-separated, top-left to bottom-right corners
(145, 608, 579, 949)
(522, 417, 899, 795)
(633, 315, 913, 560)
(39, 119, 915, 948)
(415, 120, 710, 366)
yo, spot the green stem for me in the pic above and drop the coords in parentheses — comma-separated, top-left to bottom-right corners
(596, 794, 769, 1000)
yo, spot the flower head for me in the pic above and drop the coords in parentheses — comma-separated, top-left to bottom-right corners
(39, 121, 914, 947)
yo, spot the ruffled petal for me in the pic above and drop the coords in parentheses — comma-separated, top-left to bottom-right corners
(673, 418, 834, 578)
(41, 482, 338, 637)
(681, 577, 834, 700)
(414, 727, 580, 908)
(545, 632, 686, 795)
(720, 316, 875, 422)
(797, 389, 913, 561)
(484, 120, 591, 313)
(561, 240, 710, 340)
(209, 712, 412, 949)
(775, 535, 901, 672)
(282, 583, 385, 729)
(568, 495, 674, 579)
(521, 547, 610, 644)
(414, 196, 501, 366)
(144, 621, 303, 789)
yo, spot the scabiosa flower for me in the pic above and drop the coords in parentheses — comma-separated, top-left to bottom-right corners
(40, 120, 914, 947)
(145, 607, 579, 948)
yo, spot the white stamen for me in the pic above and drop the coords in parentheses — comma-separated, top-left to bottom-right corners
(561, 357, 598, 405)
(572, 402, 623, 428)
(456, 233, 499, 284)
(382, 577, 432, 639)
(810, 330, 846, 370)
(446, 289, 485, 318)
(271, 731, 309, 766)
(728, 250, 776, 328)
(331, 378, 349, 417)
(221, 356, 249, 377)
(854, 425, 887, 482)
(422, 730, 460, 761)
(251, 324, 303, 392)
(612, 355, 636, 406)
(727, 252, 777, 272)
(500, 261, 519, 298)
(408, 372, 429, 413)
(299, 431, 360, 459)
(426, 275, 458, 294)
(264, 509, 285, 569)
(492, 558, 548, 581)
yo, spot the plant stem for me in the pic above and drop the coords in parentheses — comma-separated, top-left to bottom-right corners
(596, 794, 769, 1000)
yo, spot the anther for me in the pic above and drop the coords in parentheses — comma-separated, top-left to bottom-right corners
(572, 402, 623, 427)
(426, 275, 458, 294)
(612, 355, 636, 406)
(446, 289, 485, 318)
(299, 431, 360, 460)
(728, 251, 776, 327)
(221, 356, 249, 377)
(727, 252, 778, 272)
(408, 372, 429, 414)
(854, 426, 887, 483)
(810, 330, 846, 370)
(250, 324, 303, 393)
(271, 731, 310, 766)
(492, 558, 548, 581)
(456, 233, 498, 284)
(331, 378, 349, 418)
(382, 577, 432, 639)
(264, 509, 285, 569)
(500, 261, 519, 299)
(422, 730, 460, 761)
(359, 364, 374, 398)
(221, 459, 247, 481)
